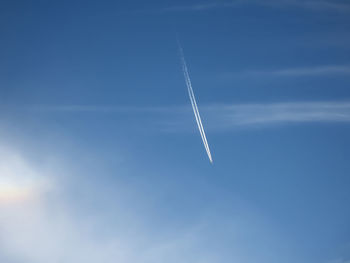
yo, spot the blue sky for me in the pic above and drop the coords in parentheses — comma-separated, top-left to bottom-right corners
(1, 0, 350, 262)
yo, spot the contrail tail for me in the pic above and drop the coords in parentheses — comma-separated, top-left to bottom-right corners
(177, 42, 213, 163)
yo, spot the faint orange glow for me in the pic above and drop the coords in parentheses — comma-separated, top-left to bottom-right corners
(0, 148, 50, 205)
(0, 182, 36, 204)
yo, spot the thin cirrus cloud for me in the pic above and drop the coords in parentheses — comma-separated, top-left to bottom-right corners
(27, 101, 350, 131)
(240, 65, 350, 77)
(202, 101, 350, 130)
(257, 0, 350, 12)
(142, 0, 350, 13)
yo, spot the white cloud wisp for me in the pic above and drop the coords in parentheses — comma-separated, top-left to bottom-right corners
(201, 101, 350, 130)
(242, 65, 350, 77)
(141, 0, 350, 13)
(20, 101, 350, 132)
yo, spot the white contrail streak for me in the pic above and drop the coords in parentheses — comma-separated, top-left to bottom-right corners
(178, 43, 213, 163)
(178, 45, 211, 159)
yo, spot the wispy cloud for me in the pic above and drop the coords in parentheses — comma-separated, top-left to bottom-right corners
(148, 2, 224, 12)
(135, 1, 241, 13)
(284, 0, 350, 12)
(242, 65, 350, 77)
(254, 0, 350, 12)
(27, 105, 184, 113)
(21, 101, 350, 132)
(141, 0, 350, 13)
(202, 101, 350, 129)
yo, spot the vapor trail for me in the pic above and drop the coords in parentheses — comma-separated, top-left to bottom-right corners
(178, 43, 213, 163)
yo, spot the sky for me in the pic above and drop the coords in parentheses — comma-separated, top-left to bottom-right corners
(1, 0, 350, 262)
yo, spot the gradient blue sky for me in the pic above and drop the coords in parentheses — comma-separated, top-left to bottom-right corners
(1, 1, 350, 262)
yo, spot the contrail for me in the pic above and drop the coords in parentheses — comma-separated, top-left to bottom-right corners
(178, 42, 213, 163)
